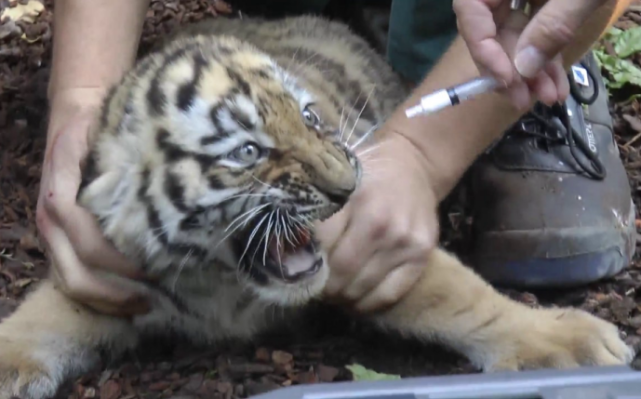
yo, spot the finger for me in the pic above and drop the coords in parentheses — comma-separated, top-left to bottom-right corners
(505, 80, 532, 111)
(82, 299, 147, 318)
(50, 263, 149, 317)
(322, 236, 364, 300)
(46, 218, 151, 316)
(45, 126, 143, 279)
(453, 0, 514, 84)
(514, 0, 608, 78)
(353, 261, 424, 314)
(341, 216, 436, 303)
(530, 69, 558, 106)
(315, 204, 353, 301)
(321, 198, 393, 297)
(59, 199, 144, 279)
(314, 203, 350, 254)
(545, 55, 570, 102)
(341, 248, 408, 303)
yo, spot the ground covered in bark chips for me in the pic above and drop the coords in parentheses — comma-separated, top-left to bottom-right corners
(1, 0, 641, 398)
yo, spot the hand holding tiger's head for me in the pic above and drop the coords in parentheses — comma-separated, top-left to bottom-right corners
(76, 35, 361, 306)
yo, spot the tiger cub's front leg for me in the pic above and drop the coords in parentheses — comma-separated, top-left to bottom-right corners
(0, 279, 138, 399)
(372, 248, 635, 371)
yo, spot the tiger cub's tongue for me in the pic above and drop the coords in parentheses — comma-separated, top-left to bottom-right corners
(267, 229, 313, 274)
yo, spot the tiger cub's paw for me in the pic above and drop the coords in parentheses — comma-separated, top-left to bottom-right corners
(0, 338, 62, 399)
(485, 307, 636, 372)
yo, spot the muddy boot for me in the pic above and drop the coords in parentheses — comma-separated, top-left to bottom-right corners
(469, 52, 636, 288)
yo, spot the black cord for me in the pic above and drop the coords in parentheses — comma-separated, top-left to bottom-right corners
(556, 102, 606, 180)
(523, 60, 606, 180)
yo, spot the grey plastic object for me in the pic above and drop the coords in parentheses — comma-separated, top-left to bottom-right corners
(248, 366, 641, 399)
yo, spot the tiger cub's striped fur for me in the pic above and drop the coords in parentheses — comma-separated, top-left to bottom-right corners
(0, 15, 634, 399)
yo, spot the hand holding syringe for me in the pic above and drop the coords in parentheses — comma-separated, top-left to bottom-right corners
(405, 0, 529, 119)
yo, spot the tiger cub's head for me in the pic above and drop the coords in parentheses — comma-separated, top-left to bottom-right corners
(77, 34, 361, 306)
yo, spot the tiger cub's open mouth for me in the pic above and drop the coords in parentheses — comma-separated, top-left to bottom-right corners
(234, 212, 323, 284)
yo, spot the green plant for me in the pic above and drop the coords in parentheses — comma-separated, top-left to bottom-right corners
(594, 26, 641, 97)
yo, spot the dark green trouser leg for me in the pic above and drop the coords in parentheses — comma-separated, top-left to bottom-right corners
(232, 0, 329, 18)
(386, 0, 457, 85)
(248, 0, 458, 85)
(277, 0, 329, 13)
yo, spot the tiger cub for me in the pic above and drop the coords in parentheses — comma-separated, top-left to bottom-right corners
(0, 15, 634, 399)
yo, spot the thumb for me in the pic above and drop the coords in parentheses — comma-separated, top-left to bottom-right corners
(314, 205, 350, 254)
(513, 0, 606, 78)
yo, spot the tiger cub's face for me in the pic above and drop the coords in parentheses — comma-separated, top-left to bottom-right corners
(77, 35, 361, 306)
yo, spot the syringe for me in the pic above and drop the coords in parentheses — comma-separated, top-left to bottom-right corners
(405, 75, 502, 118)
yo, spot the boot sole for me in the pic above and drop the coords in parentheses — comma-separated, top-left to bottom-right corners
(471, 200, 637, 289)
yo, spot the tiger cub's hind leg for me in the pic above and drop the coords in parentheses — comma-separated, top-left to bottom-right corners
(0, 280, 138, 399)
(371, 248, 635, 371)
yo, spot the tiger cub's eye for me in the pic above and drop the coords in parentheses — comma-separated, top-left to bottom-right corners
(230, 142, 264, 164)
(302, 105, 320, 127)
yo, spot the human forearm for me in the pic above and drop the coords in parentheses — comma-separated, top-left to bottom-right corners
(48, 0, 149, 102)
(46, 0, 149, 147)
(386, 0, 627, 200)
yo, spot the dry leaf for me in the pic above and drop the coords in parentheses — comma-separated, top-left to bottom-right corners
(0, 0, 44, 23)
(255, 347, 271, 362)
(317, 365, 339, 382)
(20, 32, 41, 43)
(14, 278, 33, 288)
(82, 387, 96, 399)
(18, 231, 39, 252)
(295, 370, 318, 384)
(629, 315, 641, 329)
(99, 380, 121, 399)
(148, 381, 170, 391)
(271, 350, 293, 365)
(623, 114, 641, 133)
(0, 19, 21, 40)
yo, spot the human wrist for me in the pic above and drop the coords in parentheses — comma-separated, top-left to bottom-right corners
(46, 87, 107, 153)
(49, 86, 108, 105)
(384, 92, 517, 201)
(377, 129, 457, 201)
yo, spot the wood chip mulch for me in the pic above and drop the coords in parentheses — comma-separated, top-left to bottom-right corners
(1, 1, 641, 398)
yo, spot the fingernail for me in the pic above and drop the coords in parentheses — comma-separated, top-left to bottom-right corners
(514, 46, 546, 79)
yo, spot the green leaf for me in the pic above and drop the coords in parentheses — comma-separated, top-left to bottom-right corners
(346, 364, 401, 381)
(594, 49, 641, 90)
(205, 369, 218, 379)
(612, 26, 641, 58)
(624, 93, 641, 104)
(604, 27, 624, 40)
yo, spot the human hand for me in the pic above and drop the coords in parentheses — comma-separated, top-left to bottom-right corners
(453, 0, 608, 110)
(316, 134, 439, 313)
(36, 89, 151, 317)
